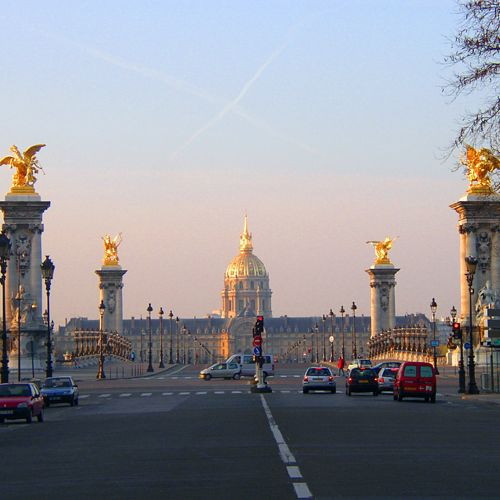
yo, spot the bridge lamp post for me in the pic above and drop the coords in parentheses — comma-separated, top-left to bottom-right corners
(451, 305, 465, 393)
(465, 256, 479, 394)
(175, 316, 180, 363)
(41, 255, 55, 378)
(351, 302, 357, 359)
(430, 298, 439, 375)
(158, 307, 165, 369)
(168, 310, 174, 364)
(321, 314, 326, 362)
(340, 305, 345, 361)
(147, 303, 154, 373)
(329, 309, 335, 362)
(0, 233, 11, 383)
(96, 300, 106, 379)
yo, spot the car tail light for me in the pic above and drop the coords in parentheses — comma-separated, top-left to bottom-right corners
(374, 377, 378, 382)
(303, 376, 309, 382)
(379, 377, 385, 383)
(328, 376, 333, 381)
(348, 377, 353, 383)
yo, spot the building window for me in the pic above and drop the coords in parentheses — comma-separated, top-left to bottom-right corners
(262, 300, 266, 310)
(250, 281, 254, 289)
(238, 300, 244, 310)
(239, 282, 243, 289)
(251, 299, 255, 310)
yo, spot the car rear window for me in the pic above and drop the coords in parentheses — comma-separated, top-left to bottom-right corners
(382, 369, 395, 377)
(420, 366, 433, 378)
(306, 368, 331, 376)
(352, 369, 374, 378)
(0, 384, 32, 397)
(403, 365, 417, 377)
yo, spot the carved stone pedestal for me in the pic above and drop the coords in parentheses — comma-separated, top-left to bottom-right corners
(95, 266, 127, 335)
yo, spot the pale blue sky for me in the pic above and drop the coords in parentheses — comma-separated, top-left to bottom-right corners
(0, 1, 478, 324)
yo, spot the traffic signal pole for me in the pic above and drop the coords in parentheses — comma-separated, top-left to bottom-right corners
(250, 316, 272, 394)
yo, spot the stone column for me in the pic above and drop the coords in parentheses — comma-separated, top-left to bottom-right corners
(366, 264, 399, 337)
(450, 194, 500, 323)
(95, 266, 127, 335)
(0, 193, 50, 370)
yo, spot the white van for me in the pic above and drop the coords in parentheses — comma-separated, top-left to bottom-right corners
(225, 353, 275, 378)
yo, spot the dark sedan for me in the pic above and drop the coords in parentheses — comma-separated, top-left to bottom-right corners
(345, 368, 378, 396)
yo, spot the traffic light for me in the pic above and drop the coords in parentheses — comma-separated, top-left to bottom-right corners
(452, 322, 461, 339)
(254, 315, 264, 337)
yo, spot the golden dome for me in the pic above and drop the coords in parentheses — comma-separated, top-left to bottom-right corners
(225, 216, 267, 278)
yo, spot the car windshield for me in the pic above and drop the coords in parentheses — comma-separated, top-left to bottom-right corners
(0, 384, 32, 397)
(359, 360, 372, 365)
(43, 379, 72, 388)
(306, 368, 330, 376)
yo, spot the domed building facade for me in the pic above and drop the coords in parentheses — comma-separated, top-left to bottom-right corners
(220, 216, 272, 318)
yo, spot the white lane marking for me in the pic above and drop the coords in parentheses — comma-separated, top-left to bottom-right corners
(184, 376, 192, 379)
(99, 394, 111, 398)
(293, 483, 313, 499)
(280, 375, 287, 378)
(157, 377, 165, 380)
(120, 393, 132, 397)
(293, 375, 300, 378)
(141, 393, 152, 397)
(171, 377, 178, 380)
(214, 391, 225, 394)
(260, 395, 296, 464)
(337, 390, 344, 394)
(231, 391, 242, 394)
(287, 466, 302, 479)
(196, 391, 207, 395)
(162, 392, 173, 396)
(80, 395, 89, 399)
(179, 392, 190, 395)
(280, 390, 291, 394)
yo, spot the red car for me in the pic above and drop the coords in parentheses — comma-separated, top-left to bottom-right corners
(0, 383, 45, 423)
(393, 361, 437, 403)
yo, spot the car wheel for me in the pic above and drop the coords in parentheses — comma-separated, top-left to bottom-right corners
(233, 373, 241, 380)
(331, 387, 336, 394)
(425, 395, 429, 402)
(303, 388, 309, 394)
(70, 396, 75, 407)
(75, 398, 79, 406)
(45, 399, 50, 408)
(398, 389, 403, 402)
(204, 374, 211, 381)
(26, 411, 32, 424)
(0, 417, 4, 424)
(373, 390, 378, 396)
(37, 411, 44, 423)
(431, 394, 436, 403)
(347, 388, 351, 396)
(393, 393, 398, 401)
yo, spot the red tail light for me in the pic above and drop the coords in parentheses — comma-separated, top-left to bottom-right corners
(374, 377, 378, 382)
(303, 376, 309, 382)
(379, 378, 384, 383)
(328, 376, 333, 381)
(348, 377, 353, 383)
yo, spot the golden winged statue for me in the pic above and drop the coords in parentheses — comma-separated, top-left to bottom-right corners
(0, 144, 46, 192)
(102, 233, 122, 266)
(366, 237, 396, 265)
(463, 145, 499, 195)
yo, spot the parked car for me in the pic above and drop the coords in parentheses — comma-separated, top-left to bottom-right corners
(345, 368, 378, 396)
(0, 383, 44, 423)
(303, 366, 336, 393)
(377, 368, 398, 393)
(199, 362, 241, 380)
(393, 361, 437, 403)
(347, 358, 373, 371)
(371, 361, 402, 373)
(41, 376, 79, 407)
(225, 354, 275, 378)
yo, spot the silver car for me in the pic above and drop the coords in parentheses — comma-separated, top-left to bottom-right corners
(199, 362, 241, 380)
(302, 366, 336, 394)
(377, 367, 397, 393)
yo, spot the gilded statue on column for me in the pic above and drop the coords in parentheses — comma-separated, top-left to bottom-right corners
(0, 144, 46, 193)
(102, 233, 122, 266)
(367, 237, 396, 265)
(462, 145, 499, 195)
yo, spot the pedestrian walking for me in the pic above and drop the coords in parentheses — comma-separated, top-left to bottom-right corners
(337, 356, 345, 376)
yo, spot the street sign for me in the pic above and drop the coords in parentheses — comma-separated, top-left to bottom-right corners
(464, 342, 471, 349)
(329, 336, 334, 343)
(430, 340, 439, 347)
(253, 336, 262, 347)
(253, 346, 262, 356)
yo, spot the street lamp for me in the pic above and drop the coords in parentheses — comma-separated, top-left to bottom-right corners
(182, 325, 187, 364)
(351, 302, 357, 359)
(430, 298, 439, 375)
(314, 323, 319, 362)
(0, 232, 11, 383)
(329, 308, 335, 362)
(175, 316, 180, 363)
(451, 305, 465, 393)
(96, 300, 106, 379)
(41, 255, 55, 378)
(146, 303, 154, 372)
(322, 314, 326, 361)
(465, 256, 479, 394)
(340, 305, 345, 361)
(168, 310, 174, 364)
(158, 307, 165, 368)
(309, 328, 315, 363)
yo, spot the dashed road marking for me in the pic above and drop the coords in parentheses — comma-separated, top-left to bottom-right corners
(293, 483, 313, 499)
(162, 392, 173, 396)
(280, 390, 291, 394)
(140, 393, 152, 397)
(179, 392, 190, 395)
(120, 393, 132, 397)
(196, 391, 207, 395)
(231, 391, 243, 394)
(99, 394, 111, 398)
(80, 395, 89, 399)
(287, 466, 302, 479)
(214, 391, 225, 394)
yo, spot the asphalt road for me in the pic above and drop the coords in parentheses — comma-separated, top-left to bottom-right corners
(1, 364, 499, 499)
